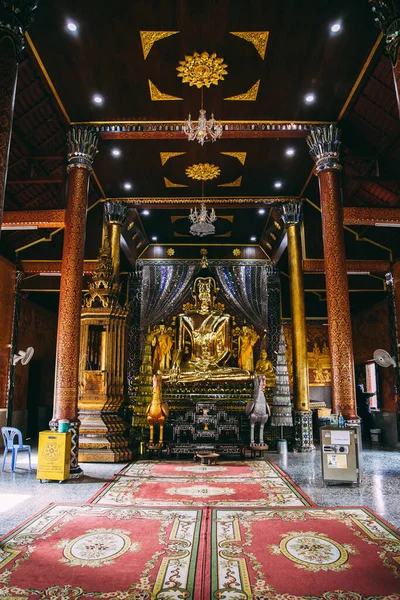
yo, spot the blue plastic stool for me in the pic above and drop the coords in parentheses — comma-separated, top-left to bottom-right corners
(1, 427, 31, 472)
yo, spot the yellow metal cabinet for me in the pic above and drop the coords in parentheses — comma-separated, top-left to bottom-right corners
(37, 431, 71, 482)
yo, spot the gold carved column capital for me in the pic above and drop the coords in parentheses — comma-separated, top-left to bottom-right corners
(280, 201, 303, 227)
(104, 200, 128, 225)
(306, 125, 342, 173)
(67, 125, 99, 172)
(370, 0, 400, 64)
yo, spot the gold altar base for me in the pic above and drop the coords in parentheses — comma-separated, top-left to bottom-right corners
(78, 409, 132, 463)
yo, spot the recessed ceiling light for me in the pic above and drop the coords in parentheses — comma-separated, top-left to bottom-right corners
(123, 182, 132, 190)
(304, 93, 315, 104)
(92, 94, 104, 105)
(285, 148, 295, 156)
(66, 20, 78, 33)
(152, 236, 158, 241)
(250, 236, 257, 242)
(111, 148, 121, 157)
(142, 209, 150, 216)
(258, 208, 266, 215)
(274, 181, 282, 189)
(330, 22, 342, 33)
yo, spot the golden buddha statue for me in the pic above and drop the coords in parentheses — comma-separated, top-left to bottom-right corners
(255, 349, 276, 387)
(169, 276, 251, 382)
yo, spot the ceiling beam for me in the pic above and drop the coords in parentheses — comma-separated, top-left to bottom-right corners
(303, 259, 390, 274)
(6, 177, 63, 185)
(2, 209, 65, 229)
(343, 207, 400, 225)
(20, 260, 97, 274)
(113, 196, 298, 208)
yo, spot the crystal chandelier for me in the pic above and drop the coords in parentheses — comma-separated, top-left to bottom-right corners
(189, 203, 217, 236)
(183, 109, 222, 145)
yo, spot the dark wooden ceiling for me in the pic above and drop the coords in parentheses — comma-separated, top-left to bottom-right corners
(1, 0, 399, 318)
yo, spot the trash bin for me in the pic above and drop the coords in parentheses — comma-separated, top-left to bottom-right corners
(370, 429, 381, 444)
(277, 439, 287, 454)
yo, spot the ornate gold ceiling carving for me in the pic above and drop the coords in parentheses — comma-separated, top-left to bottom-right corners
(225, 80, 260, 101)
(148, 80, 182, 101)
(218, 176, 242, 187)
(185, 163, 221, 181)
(160, 151, 186, 166)
(220, 151, 247, 165)
(140, 31, 179, 60)
(177, 52, 228, 88)
(164, 177, 188, 188)
(233, 248, 241, 256)
(230, 31, 269, 60)
(167, 248, 175, 256)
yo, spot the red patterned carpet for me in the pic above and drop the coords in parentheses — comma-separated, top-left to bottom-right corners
(89, 472, 314, 507)
(118, 459, 287, 479)
(1, 460, 399, 599)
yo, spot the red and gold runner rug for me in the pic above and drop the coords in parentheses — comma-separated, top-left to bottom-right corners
(210, 506, 400, 599)
(0, 503, 205, 599)
(118, 459, 287, 479)
(89, 473, 315, 507)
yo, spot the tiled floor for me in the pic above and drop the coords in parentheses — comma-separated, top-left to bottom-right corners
(1, 445, 399, 536)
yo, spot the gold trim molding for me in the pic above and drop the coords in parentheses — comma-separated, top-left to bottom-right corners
(225, 80, 260, 101)
(230, 31, 269, 60)
(140, 31, 179, 60)
(164, 177, 188, 188)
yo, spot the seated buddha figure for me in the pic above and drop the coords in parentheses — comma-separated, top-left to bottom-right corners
(255, 349, 276, 388)
(169, 276, 251, 382)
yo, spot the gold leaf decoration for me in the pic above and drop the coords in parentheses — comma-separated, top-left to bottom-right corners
(164, 177, 188, 188)
(167, 248, 175, 256)
(274, 220, 282, 230)
(140, 31, 179, 60)
(148, 80, 182, 101)
(160, 152, 186, 166)
(266, 242, 272, 249)
(230, 31, 269, 60)
(220, 151, 247, 166)
(185, 163, 221, 181)
(270, 232, 277, 240)
(218, 176, 242, 187)
(233, 248, 241, 257)
(225, 80, 260, 101)
(177, 51, 228, 88)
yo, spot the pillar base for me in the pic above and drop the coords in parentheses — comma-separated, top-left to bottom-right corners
(78, 410, 132, 463)
(294, 410, 315, 452)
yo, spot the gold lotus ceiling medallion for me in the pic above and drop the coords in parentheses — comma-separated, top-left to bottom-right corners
(186, 163, 221, 181)
(177, 51, 228, 88)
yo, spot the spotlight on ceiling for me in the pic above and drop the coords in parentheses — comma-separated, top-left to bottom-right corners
(330, 22, 342, 33)
(258, 208, 266, 215)
(304, 93, 316, 104)
(274, 181, 282, 189)
(152, 236, 158, 241)
(66, 20, 78, 33)
(142, 210, 150, 216)
(285, 147, 295, 156)
(123, 182, 132, 191)
(92, 94, 104, 105)
(111, 148, 121, 157)
(250, 236, 257, 242)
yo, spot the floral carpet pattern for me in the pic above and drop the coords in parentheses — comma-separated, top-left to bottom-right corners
(0, 503, 203, 599)
(1, 460, 399, 599)
(118, 459, 286, 479)
(89, 472, 315, 507)
(211, 506, 400, 599)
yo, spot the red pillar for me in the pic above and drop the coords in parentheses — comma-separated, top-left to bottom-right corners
(52, 126, 98, 475)
(307, 125, 358, 422)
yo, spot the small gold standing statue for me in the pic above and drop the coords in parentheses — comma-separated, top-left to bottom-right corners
(152, 323, 173, 372)
(255, 349, 276, 388)
(238, 325, 259, 371)
(146, 372, 169, 446)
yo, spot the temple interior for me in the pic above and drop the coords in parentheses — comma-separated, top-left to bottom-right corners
(0, 1, 400, 598)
